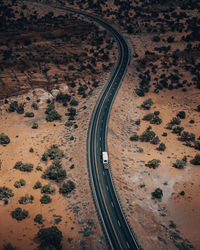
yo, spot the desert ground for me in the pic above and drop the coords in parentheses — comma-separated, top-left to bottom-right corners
(1, 0, 200, 249)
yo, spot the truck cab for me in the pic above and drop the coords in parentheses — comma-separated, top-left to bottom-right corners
(102, 152, 109, 168)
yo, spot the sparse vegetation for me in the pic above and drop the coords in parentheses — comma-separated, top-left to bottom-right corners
(33, 181, 42, 189)
(130, 133, 139, 141)
(32, 122, 38, 129)
(45, 103, 61, 122)
(25, 112, 34, 117)
(157, 143, 166, 151)
(177, 111, 186, 119)
(173, 157, 187, 169)
(140, 126, 156, 142)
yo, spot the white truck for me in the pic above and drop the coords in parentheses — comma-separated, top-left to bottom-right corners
(102, 151, 109, 168)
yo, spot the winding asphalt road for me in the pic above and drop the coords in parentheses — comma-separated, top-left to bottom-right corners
(25, 2, 139, 249)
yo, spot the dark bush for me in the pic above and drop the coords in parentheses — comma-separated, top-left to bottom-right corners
(145, 159, 160, 169)
(14, 179, 26, 188)
(42, 161, 66, 182)
(177, 111, 186, 119)
(152, 36, 160, 42)
(130, 133, 139, 141)
(172, 126, 184, 135)
(157, 143, 166, 151)
(59, 180, 76, 195)
(162, 132, 167, 136)
(170, 117, 181, 125)
(25, 112, 34, 117)
(56, 93, 71, 104)
(151, 136, 160, 145)
(34, 214, 44, 224)
(0, 133, 10, 145)
(45, 104, 61, 122)
(70, 99, 79, 106)
(191, 154, 200, 165)
(40, 194, 52, 204)
(11, 207, 28, 221)
(16, 104, 24, 114)
(143, 113, 154, 121)
(45, 145, 64, 160)
(150, 115, 162, 125)
(19, 194, 34, 204)
(140, 126, 156, 142)
(0, 186, 14, 201)
(41, 184, 56, 194)
(180, 132, 195, 142)
(173, 158, 186, 169)
(37, 226, 62, 249)
(14, 161, 33, 172)
(8, 101, 18, 112)
(32, 122, 38, 129)
(141, 98, 154, 110)
(33, 181, 42, 189)
(3, 243, 16, 250)
(194, 141, 200, 150)
(152, 188, 163, 199)
(31, 103, 38, 110)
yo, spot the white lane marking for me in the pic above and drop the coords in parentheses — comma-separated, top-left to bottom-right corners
(103, 171, 105, 175)
(118, 220, 121, 227)
(111, 201, 114, 207)
(126, 241, 130, 248)
(106, 185, 108, 191)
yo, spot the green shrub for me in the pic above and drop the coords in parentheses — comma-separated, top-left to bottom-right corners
(40, 194, 52, 204)
(143, 113, 154, 121)
(8, 101, 18, 112)
(170, 117, 181, 125)
(180, 131, 195, 142)
(162, 132, 167, 136)
(152, 188, 163, 199)
(194, 141, 200, 150)
(151, 136, 160, 145)
(0, 133, 10, 145)
(37, 226, 62, 249)
(46, 109, 61, 122)
(14, 179, 26, 188)
(70, 99, 79, 106)
(197, 105, 200, 112)
(154, 111, 160, 116)
(172, 126, 184, 135)
(47, 145, 64, 160)
(56, 93, 71, 103)
(0, 186, 14, 201)
(150, 115, 162, 125)
(42, 161, 66, 182)
(45, 104, 61, 122)
(32, 122, 38, 129)
(19, 194, 34, 204)
(31, 103, 38, 110)
(145, 159, 160, 169)
(33, 181, 42, 189)
(36, 165, 42, 171)
(14, 161, 33, 172)
(25, 112, 34, 117)
(34, 214, 44, 224)
(173, 158, 187, 169)
(157, 143, 166, 151)
(177, 111, 186, 119)
(16, 103, 24, 114)
(3, 243, 16, 250)
(141, 98, 154, 110)
(59, 180, 76, 195)
(41, 184, 56, 194)
(130, 133, 139, 141)
(140, 126, 156, 142)
(29, 147, 34, 153)
(41, 152, 48, 161)
(65, 121, 73, 127)
(191, 154, 200, 165)
(11, 207, 28, 221)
